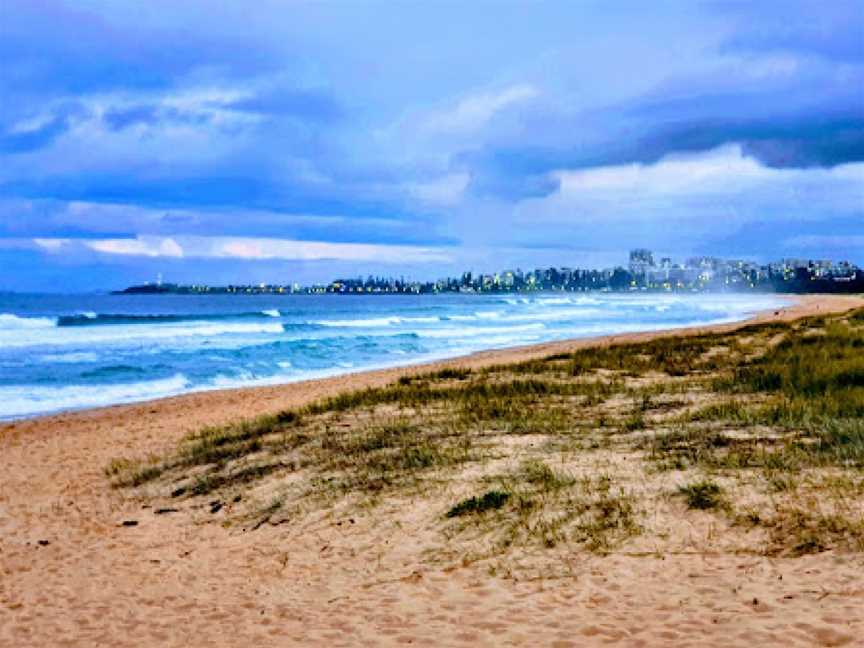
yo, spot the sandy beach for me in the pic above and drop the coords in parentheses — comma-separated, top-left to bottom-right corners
(2, 293, 863, 647)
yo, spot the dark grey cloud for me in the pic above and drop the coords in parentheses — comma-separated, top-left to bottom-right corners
(458, 69, 863, 199)
(631, 112, 864, 169)
(0, 1, 279, 97)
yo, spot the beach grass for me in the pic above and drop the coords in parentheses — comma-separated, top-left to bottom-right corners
(110, 305, 864, 564)
(678, 480, 725, 510)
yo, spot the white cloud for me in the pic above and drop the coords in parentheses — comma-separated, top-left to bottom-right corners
(557, 144, 864, 197)
(86, 236, 185, 258)
(529, 144, 864, 223)
(86, 86, 258, 130)
(206, 238, 448, 262)
(422, 84, 539, 134)
(555, 144, 775, 195)
(7, 112, 59, 135)
(29, 235, 452, 264)
(33, 238, 70, 251)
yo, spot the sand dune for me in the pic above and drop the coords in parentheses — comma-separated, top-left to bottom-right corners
(2, 294, 863, 647)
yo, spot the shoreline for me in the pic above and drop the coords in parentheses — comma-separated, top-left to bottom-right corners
(2, 292, 863, 648)
(3, 293, 861, 437)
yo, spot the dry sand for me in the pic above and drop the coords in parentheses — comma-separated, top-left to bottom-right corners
(1, 294, 863, 647)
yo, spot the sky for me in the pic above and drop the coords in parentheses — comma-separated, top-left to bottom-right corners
(1, 0, 862, 292)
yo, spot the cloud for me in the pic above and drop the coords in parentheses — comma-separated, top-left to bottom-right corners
(622, 76, 864, 169)
(0, 103, 89, 153)
(0, 198, 452, 248)
(98, 85, 319, 132)
(32, 238, 69, 251)
(29, 235, 452, 264)
(453, 57, 864, 200)
(94, 88, 263, 133)
(717, 0, 864, 64)
(440, 145, 864, 260)
(407, 173, 470, 206)
(101, 104, 162, 131)
(0, 116, 71, 153)
(210, 238, 449, 263)
(421, 84, 539, 134)
(226, 86, 343, 122)
(553, 144, 864, 197)
(86, 236, 184, 258)
(0, 1, 281, 97)
(536, 144, 864, 220)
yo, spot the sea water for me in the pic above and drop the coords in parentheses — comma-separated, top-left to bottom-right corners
(0, 292, 788, 419)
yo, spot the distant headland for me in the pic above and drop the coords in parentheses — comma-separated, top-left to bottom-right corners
(115, 249, 864, 295)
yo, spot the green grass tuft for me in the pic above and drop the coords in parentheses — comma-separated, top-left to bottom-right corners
(678, 480, 725, 510)
(446, 490, 511, 518)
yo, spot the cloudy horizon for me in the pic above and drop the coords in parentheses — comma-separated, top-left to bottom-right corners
(1, 0, 862, 291)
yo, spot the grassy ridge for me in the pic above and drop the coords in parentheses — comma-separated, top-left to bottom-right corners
(110, 306, 864, 561)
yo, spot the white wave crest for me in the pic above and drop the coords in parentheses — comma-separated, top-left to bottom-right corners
(0, 374, 190, 419)
(316, 316, 402, 328)
(0, 320, 286, 349)
(315, 315, 438, 328)
(0, 313, 56, 330)
(36, 352, 100, 364)
(448, 310, 504, 322)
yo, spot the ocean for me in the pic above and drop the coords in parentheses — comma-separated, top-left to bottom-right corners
(0, 291, 788, 420)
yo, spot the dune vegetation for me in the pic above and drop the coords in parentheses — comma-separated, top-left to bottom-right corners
(109, 307, 864, 568)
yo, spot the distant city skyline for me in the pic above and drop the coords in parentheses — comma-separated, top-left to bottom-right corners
(116, 250, 862, 296)
(1, 1, 862, 292)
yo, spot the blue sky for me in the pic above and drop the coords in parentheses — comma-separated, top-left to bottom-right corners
(1, 0, 862, 291)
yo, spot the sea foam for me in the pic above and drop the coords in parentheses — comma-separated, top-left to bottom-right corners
(0, 313, 56, 329)
(0, 374, 190, 419)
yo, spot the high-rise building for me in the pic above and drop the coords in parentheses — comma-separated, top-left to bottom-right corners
(629, 249, 655, 276)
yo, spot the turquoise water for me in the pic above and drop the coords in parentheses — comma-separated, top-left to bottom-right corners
(0, 292, 787, 419)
